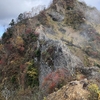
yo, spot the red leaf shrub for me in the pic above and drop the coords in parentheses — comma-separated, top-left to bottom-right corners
(49, 82, 56, 93)
(42, 68, 72, 93)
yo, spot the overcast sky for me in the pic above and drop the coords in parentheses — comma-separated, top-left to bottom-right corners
(0, 0, 100, 37)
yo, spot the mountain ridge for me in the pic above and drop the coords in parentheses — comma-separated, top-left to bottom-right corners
(0, 0, 100, 100)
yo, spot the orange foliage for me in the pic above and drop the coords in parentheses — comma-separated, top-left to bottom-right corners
(42, 68, 71, 93)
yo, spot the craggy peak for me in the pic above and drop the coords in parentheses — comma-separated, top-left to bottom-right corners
(0, 0, 100, 100)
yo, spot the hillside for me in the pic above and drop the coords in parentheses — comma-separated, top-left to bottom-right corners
(0, 0, 100, 100)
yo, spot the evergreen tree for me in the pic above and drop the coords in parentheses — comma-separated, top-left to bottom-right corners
(17, 13, 24, 22)
(9, 19, 15, 26)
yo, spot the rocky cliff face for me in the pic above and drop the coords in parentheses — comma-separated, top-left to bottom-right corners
(37, 26, 83, 84)
(0, 0, 100, 100)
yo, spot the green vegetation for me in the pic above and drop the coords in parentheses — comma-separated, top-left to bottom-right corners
(9, 19, 15, 26)
(17, 13, 24, 22)
(94, 62, 100, 68)
(65, 10, 85, 29)
(11, 75, 17, 84)
(88, 84, 100, 100)
(2, 28, 13, 42)
(26, 60, 39, 87)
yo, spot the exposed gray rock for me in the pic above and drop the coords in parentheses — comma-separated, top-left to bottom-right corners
(38, 28, 83, 85)
(45, 27, 56, 34)
(58, 28, 66, 34)
(36, 25, 100, 92)
(48, 10, 64, 21)
(76, 66, 100, 85)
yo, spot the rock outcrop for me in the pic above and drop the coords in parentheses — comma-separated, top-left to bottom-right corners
(46, 80, 89, 100)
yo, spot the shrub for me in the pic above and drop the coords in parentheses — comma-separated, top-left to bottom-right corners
(9, 19, 15, 26)
(35, 49, 41, 61)
(15, 36, 24, 46)
(11, 75, 16, 84)
(2, 32, 7, 40)
(26, 60, 39, 87)
(88, 83, 100, 100)
(25, 28, 32, 34)
(17, 13, 24, 22)
(2, 28, 13, 43)
(42, 68, 72, 93)
(5, 43, 13, 50)
(65, 10, 85, 29)
(38, 11, 48, 26)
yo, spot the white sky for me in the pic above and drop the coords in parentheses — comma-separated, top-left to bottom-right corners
(82, 0, 100, 10)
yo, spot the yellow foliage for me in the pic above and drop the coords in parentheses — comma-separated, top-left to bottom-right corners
(16, 36, 24, 46)
(88, 84, 100, 100)
(0, 44, 3, 50)
(43, 97, 47, 100)
(27, 68, 37, 77)
(25, 62, 32, 66)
